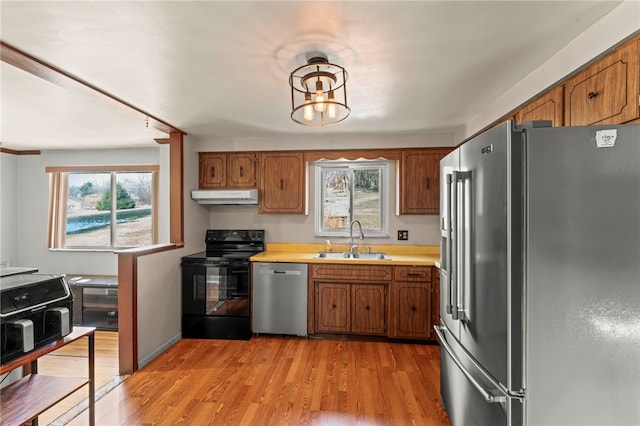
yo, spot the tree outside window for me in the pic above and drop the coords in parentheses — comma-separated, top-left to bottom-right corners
(315, 161, 389, 237)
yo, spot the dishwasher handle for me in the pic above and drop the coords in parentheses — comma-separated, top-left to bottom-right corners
(260, 269, 303, 276)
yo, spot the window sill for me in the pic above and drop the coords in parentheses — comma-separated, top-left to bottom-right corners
(48, 248, 119, 253)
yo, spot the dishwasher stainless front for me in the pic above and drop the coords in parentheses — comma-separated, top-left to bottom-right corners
(252, 262, 308, 337)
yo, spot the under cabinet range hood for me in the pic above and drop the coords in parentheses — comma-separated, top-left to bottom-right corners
(191, 189, 259, 205)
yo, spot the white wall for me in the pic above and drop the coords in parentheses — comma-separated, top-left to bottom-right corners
(194, 132, 455, 246)
(0, 153, 19, 267)
(135, 139, 209, 368)
(13, 147, 163, 275)
(136, 249, 183, 367)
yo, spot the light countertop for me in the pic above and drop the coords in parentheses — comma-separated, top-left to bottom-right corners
(250, 243, 440, 266)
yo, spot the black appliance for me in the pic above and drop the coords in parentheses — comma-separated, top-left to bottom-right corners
(1, 273, 73, 364)
(181, 229, 265, 340)
(68, 275, 119, 331)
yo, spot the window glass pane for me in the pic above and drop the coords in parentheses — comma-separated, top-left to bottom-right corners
(65, 173, 111, 248)
(315, 160, 388, 237)
(114, 172, 153, 248)
(322, 168, 350, 231)
(353, 168, 381, 231)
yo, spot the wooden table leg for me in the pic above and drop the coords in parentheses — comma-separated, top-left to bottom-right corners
(31, 359, 39, 426)
(88, 332, 95, 426)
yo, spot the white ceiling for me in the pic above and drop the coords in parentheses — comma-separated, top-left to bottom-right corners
(0, 1, 624, 151)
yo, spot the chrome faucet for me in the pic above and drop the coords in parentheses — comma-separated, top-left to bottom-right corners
(349, 219, 364, 254)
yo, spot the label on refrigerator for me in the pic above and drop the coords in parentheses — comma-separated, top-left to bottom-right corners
(595, 129, 617, 148)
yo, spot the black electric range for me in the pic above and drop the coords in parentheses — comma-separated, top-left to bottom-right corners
(181, 229, 264, 340)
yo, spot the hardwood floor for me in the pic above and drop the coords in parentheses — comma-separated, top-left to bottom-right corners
(34, 331, 123, 425)
(66, 336, 451, 426)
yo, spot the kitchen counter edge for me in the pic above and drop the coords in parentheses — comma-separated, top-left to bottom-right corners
(250, 243, 440, 266)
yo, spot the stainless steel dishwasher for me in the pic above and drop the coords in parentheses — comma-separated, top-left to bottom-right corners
(252, 262, 308, 337)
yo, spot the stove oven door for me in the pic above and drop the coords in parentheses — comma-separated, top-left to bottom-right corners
(182, 261, 249, 318)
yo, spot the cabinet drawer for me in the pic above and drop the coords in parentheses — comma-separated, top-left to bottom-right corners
(311, 264, 393, 282)
(394, 266, 431, 282)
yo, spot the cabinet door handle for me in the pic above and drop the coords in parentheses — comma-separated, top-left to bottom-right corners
(407, 272, 422, 277)
(210, 167, 215, 178)
(426, 177, 430, 189)
(280, 179, 284, 190)
(587, 91, 598, 99)
(239, 166, 244, 177)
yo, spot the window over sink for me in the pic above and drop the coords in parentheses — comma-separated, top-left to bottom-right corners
(314, 160, 389, 237)
(46, 165, 159, 250)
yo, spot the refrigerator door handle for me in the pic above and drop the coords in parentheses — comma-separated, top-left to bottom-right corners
(445, 173, 454, 315)
(456, 171, 472, 320)
(434, 325, 508, 404)
(452, 171, 471, 320)
(451, 172, 459, 320)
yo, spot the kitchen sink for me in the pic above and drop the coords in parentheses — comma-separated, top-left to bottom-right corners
(314, 252, 391, 260)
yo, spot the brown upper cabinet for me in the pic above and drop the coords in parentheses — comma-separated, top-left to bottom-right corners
(399, 148, 453, 215)
(198, 152, 256, 189)
(199, 153, 226, 188)
(515, 86, 564, 126)
(490, 34, 640, 136)
(196, 147, 453, 216)
(564, 38, 639, 126)
(228, 153, 257, 187)
(258, 152, 306, 214)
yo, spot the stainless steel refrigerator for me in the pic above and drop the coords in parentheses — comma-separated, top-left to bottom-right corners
(435, 121, 640, 426)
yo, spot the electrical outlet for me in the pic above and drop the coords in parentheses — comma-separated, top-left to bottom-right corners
(398, 230, 409, 240)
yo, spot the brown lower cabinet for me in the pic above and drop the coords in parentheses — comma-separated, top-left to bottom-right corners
(432, 268, 440, 333)
(314, 282, 387, 335)
(310, 264, 391, 336)
(308, 263, 437, 340)
(389, 265, 432, 339)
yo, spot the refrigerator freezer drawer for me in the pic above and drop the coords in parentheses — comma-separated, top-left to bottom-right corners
(436, 325, 521, 426)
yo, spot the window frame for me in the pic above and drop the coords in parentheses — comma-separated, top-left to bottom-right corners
(314, 160, 389, 238)
(46, 165, 159, 251)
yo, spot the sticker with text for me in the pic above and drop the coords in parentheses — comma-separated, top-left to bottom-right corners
(595, 129, 617, 148)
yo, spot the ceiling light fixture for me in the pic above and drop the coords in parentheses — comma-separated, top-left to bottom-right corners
(290, 55, 350, 127)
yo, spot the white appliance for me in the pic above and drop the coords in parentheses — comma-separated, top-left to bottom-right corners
(436, 121, 640, 425)
(191, 189, 258, 205)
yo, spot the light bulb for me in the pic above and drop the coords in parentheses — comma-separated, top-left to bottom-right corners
(303, 92, 315, 121)
(327, 90, 337, 119)
(314, 80, 326, 112)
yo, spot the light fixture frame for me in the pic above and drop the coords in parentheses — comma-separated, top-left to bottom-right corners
(290, 55, 350, 127)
